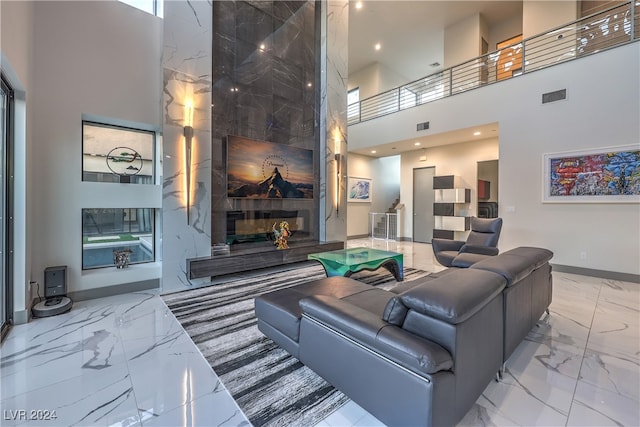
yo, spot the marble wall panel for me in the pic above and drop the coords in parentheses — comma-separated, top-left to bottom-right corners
(211, 0, 322, 250)
(320, 1, 349, 241)
(162, 1, 212, 293)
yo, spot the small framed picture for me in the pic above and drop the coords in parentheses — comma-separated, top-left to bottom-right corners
(347, 177, 372, 203)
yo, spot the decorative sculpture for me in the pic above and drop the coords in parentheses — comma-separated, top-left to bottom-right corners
(272, 220, 290, 250)
(113, 248, 133, 269)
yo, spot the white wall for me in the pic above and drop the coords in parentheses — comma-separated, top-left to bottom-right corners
(399, 139, 499, 241)
(523, 0, 578, 38)
(347, 153, 400, 237)
(444, 13, 482, 67)
(30, 1, 163, 294)
(348, 62, 409, 100)
(1, 0, 34, 323)
(488, 14, 523, 51)
(349, 43, 640, 276)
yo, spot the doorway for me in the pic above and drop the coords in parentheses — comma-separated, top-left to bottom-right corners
(413, 167, 435, 243)
(477, 160, 499, 218)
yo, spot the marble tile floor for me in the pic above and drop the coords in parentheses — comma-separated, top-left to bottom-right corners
(1, 239, 638, 426)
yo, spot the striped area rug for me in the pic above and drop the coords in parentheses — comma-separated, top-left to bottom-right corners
(162, 263, 431, 427)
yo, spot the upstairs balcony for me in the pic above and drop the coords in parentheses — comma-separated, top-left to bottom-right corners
(348, 1, 639, 126)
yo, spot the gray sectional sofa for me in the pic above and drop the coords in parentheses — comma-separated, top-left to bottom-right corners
(254, 246, 553, 426)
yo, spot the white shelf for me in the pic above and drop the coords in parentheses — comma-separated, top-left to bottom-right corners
(434, 215, 469, 231)
(434, 188, 470, 203)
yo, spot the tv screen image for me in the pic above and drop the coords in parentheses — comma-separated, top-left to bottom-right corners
(227, 135, 314, 199)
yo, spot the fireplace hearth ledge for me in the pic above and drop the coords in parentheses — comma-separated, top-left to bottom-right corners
(186, 240, 345, 279)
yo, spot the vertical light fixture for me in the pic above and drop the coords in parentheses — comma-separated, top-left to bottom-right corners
(184, 101, 194, 224)
(334, 137, 341, 216)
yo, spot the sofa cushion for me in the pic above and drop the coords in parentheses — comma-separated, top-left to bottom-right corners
(502, 247, 554, 269)
(300, 295, 453, 376)
(255, 287, 306, 341)
(470, 247, 553, 286)
(254, 276, 376, 342)
(450, 252, 494, 268)
(376, 325, 453, 374)
(342, 288, 395, 318)
(398, 269, 506, 324)
(382, 296, 409, 325)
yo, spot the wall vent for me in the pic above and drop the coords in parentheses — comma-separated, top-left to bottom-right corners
(416, 121, 430, 131)
(542, 89, 567, 104)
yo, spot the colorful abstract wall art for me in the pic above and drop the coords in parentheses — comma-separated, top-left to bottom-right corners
(543, 145, 640, 202)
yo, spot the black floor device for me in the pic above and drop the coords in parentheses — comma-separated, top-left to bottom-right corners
(32, 266, 73, 318)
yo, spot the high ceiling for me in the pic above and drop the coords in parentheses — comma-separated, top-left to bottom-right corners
(348, 0, 524, 81)
(347, 1, 523, 156)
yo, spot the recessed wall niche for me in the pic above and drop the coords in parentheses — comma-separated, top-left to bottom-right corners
(211, 1, 320, 248)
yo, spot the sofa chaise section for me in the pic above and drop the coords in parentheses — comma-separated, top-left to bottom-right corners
(256, 268, 507, 426)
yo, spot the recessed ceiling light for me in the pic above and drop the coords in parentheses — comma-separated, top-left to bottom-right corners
(307, 82, 312, 87)
(259, 44, 266, 50)
(414, 142, 421, 146)
(371, 150, 377, 154)
(473, 131, 481, 136)
(374, 43, 381, 51)
(355, 1, 363, 9)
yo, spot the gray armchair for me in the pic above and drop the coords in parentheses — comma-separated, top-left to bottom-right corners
(432, 217, 503, 267)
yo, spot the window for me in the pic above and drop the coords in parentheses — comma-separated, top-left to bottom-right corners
(420, 73, 446, 104)
(347, 87, 360, 123)
(118, 0, 163, 17)
(399, 87, 417, 109)
(82, 122, 155, 184)
(1, 75, 12, 338)
(82, 208, 155, 269)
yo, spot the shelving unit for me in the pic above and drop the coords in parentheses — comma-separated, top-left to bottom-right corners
(433, 175, 470, 240)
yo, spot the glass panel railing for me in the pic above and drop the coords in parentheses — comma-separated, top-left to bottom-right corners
(349, 1, 638, 125)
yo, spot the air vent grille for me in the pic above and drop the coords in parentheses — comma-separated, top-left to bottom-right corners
(417, 121, 430, 131)
(542, 89, 567, 104)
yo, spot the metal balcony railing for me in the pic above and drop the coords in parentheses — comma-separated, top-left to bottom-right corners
(348, 1, 639, 125)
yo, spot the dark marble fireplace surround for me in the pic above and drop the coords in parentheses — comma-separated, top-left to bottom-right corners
(190, 1, 342, 278)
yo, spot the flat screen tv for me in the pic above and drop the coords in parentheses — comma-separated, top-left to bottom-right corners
(226, 135, 314, 199)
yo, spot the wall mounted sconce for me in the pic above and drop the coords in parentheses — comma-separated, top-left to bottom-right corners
(184, 102, 194, 224)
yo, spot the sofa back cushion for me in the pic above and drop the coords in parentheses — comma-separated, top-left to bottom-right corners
(382, 269, 505, 327)
(470, 247, 553, 287)
(465, 217, 502, 247)
(382, 296, 408, 326)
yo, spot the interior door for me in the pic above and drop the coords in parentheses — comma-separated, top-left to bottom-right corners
(413, 167, 435, 243)
(497, 35, 523, 80)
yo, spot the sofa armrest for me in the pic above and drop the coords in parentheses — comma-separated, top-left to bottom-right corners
(300, 295, 453, 375)
(459, 244, 499, 256)
(431, 238, 465, 253)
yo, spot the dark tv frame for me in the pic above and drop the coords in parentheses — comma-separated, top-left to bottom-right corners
(226, 135, 314, 199)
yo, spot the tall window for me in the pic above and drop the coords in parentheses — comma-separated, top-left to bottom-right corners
(82, 122, 155, 184)
(82, 120, 157, 269)
(1, 75, 13, 340)
(82, 208, 155, 269)
(400, 87, 417, 109)
(118, 0, 163, 17)
(347, 87, 360, 123)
